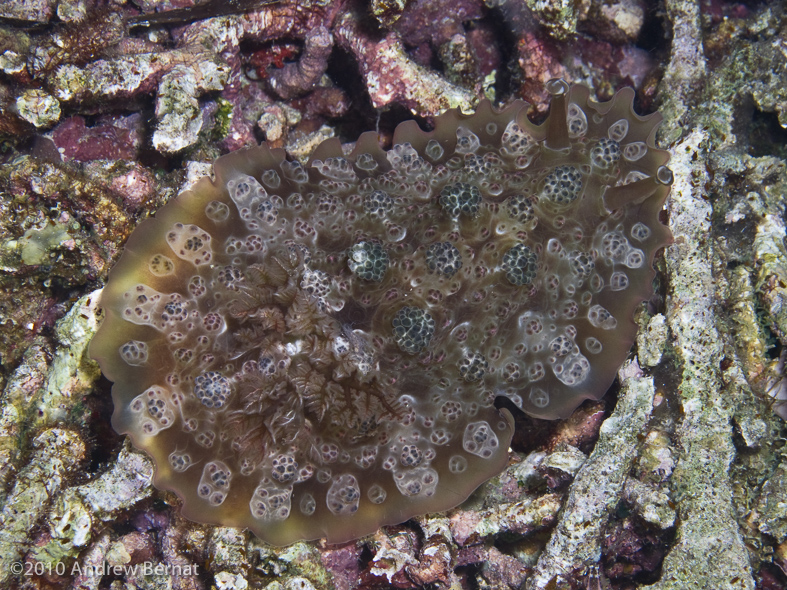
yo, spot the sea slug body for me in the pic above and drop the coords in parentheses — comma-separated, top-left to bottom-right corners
(89, 80, 672, 545)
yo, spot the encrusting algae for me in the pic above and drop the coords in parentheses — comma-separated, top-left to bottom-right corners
(89, 80, 672, 545)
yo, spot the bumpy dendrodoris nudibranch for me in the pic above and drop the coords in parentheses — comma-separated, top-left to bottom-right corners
(89, 80, 672, 545)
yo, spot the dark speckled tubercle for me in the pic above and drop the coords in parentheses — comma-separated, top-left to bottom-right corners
(89, 81, 672, 545)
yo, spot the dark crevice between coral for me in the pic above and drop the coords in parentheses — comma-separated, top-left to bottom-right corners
(323, 14, 384, 139)
(496, 394, 553, 455)
(357, 540, 375, 576)
(758, 561, 787, 590)
(767, 335, 783, 361)
(325, 46, 381, 141)
(749, 109, 787, 160)
(127, 0, 281, 29)
(601, 506, 676, 588)
(1, 134, 39, 162)
(635, 0, 670, 55)
(454, 561, 483, 590)
(500, 390, 615, 458)
(475, 8, 518, 103)
(327, 45, 421, 147)
(631, 1, 671, 113)
(646, 350, 684, 435)
(84, 374, 125, 475)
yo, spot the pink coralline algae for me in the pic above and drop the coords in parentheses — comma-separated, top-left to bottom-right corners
(52, 115, 143, 162)
(89, 80, 672, 545)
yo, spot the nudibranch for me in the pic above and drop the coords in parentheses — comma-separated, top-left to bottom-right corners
(89, 80, 672, 545)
